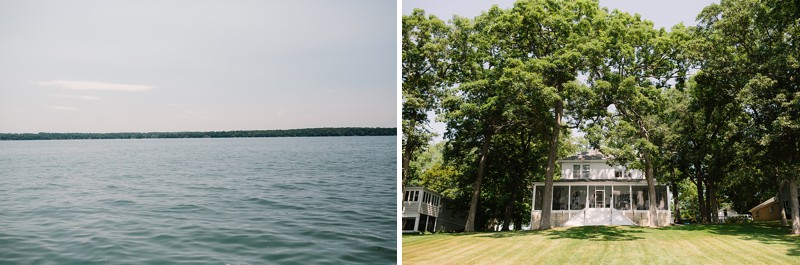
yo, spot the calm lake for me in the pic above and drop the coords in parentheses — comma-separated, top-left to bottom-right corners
(0, 136, 396, 264)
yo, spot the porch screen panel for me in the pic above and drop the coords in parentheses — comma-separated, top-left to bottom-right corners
(571, 186, 587, 210)
(632, 186, 649, 210)
(604, 186, 612, 208)
(588, 186, 596, 208)
(613, 186, 631, 210)
(553, 186, 569, 210)
(534, 186, 544, 210)
(656, 186, 668, 210)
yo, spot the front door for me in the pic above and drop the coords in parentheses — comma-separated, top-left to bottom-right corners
(595, 190, 605, 208)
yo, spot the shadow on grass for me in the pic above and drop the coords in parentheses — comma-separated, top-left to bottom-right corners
(470, 226, 645, 241)
(449, 226, 643, 241)
(544, 226, 645, 241)
(664, 222, 800, 256)
(473, 230, 545, 238)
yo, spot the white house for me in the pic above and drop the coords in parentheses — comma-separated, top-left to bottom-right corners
(717, 207, 749, 222)
(530, 150, 672, 228)
(402, 186, 465, 233)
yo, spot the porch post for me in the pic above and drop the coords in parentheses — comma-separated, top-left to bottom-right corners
(418, 191, 423, 210)
(630, 185, 634, 215)
(611, 185, 615, 225)
(531, 184, 536, 230)
(568, 185, 572, 219)
(585, 184, 589, 225)
(667, 185, 671, 224)
(585, 184, 590, 208)
(416, 190, 423, 232)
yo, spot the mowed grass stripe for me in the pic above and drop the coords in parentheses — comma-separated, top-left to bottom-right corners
(460, 239, 519, 264)
(402, 222, 800, 264)
(408, 234, 493, 263)
(474, 237, 531, 264)
(705, 234, 764, 264)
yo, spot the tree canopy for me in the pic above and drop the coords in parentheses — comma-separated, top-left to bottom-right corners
(403, 0, 800, 235)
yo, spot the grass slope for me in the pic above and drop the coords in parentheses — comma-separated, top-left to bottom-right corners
(403, 222, 800, 264)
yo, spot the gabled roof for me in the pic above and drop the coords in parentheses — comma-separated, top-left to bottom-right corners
(749, 197, 777, 213)
(558, 149, 608, 162)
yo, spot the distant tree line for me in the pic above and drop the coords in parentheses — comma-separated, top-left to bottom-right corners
(0, 127, 396, 140)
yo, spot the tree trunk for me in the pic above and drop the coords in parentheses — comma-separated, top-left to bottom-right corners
(789, 176, 800, 235)
(401, 119, 418, 188)
(502, 179, 517, 231)
(401, 143, 414, 210)
(514, 191, 524, 231)
(703, 177, 713, 223)
(777, 179, 788, 226)
(692, 164, 706, 223)
(465, 131, 493, 232)
(643, 151, 658, 227)
(402, 144, 414, 186)
(708, 178, 718, 223)
(539, 100, 563, 230)
(672, 182, 681, 224)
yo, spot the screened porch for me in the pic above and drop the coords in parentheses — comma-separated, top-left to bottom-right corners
(529, 181, 672, 227)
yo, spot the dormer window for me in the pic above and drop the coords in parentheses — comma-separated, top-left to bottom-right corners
(582, 165, 590, 179)
(573, 165, 581, 178)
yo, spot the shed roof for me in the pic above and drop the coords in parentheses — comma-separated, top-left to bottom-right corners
(748, 197, 777, 213)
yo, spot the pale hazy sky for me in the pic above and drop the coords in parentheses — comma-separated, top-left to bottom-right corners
(0, 0, 396, 133)
(402, 0, 718, 141)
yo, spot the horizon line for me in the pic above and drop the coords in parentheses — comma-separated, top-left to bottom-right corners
(0, 127, 398, 135)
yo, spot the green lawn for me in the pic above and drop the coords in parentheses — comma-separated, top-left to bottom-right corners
(403, 222, 800, 264)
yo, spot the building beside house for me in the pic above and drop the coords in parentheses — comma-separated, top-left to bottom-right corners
(530, 150, 672, 228)
(750, 184, 800, 221)
(749, 197, 781, 221)
(402, 186, 465, 233)
(717, 207, 749, 222)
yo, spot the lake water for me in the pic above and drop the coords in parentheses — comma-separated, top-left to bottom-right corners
(0, 136, 396, 264)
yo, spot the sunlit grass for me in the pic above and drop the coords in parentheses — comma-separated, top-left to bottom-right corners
(402, 222, 800, 264)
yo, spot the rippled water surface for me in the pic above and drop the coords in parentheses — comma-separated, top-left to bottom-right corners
(0, 136, 396, 264)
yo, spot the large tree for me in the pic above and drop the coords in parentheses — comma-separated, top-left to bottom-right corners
(584, 10, 692, 227)
(402, 9, 450, 189)
(441, 7, 525, 232)
(697, 0, 800, 233)
(502, 0, 603, 230)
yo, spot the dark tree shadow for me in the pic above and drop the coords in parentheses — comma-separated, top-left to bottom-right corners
(663, 222, 800, 256)
(544, 226, 645, 241)
(474, 230, 545, 238)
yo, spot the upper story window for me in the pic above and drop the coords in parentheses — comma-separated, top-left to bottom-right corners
(582, 165, 590, 179)
(573, 165, 581, 179)
(420, 193, 441, 206)
(404, 190, 420, 201)
(615, 167, 623, 178)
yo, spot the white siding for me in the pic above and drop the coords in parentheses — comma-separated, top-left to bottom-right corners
(402, 187, 442, 218)
(561, 161, 643, 180)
